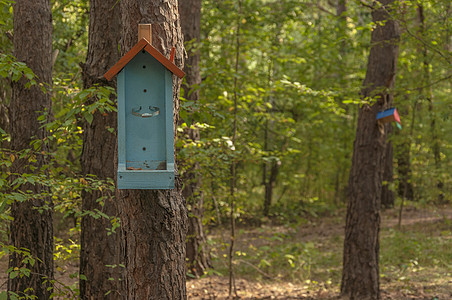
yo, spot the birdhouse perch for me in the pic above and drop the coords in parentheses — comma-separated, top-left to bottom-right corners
(104, 24, 185, 189)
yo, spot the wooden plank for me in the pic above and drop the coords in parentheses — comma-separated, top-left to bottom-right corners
(165, 70, 174, 166)
(117, 70, 126, 169)
(124, 52, 167, 169)
(170, 47, 175, 62)
(117, 169, 175, 189)
(138, 24, 152, 43)
(104, 39, 148, 80)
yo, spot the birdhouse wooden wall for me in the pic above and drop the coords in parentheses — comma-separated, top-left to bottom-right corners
(116, 51, 175, 189)
(377, 107, 401, 129)
(104, 27, 185, 190)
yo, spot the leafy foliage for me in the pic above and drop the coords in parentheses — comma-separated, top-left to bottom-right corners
(0, 0, 450, 297)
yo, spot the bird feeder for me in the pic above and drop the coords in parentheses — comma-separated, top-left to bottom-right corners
(377, 107, 402, 129)
(104, 24, 185, 189)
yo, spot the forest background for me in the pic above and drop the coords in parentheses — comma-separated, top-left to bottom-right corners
(0, 0, 451, 299)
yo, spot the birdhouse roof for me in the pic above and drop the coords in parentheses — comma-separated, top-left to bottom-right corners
(377, 107, 401, 124)
(104, 38, 185, 81)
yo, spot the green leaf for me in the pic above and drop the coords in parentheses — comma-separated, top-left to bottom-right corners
(9, 271, 19, 279)
(84, 112, 93, 124)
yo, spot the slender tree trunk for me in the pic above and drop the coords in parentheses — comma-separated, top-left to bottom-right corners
(341, 0, 400, 299)
(262, 59, 278, 217)
(117, 1, 187, 298)
(263, 161, 278, 216)
(333, 0, 351, 205)
(179, 0, 212, 278)
(395, 114, 414, 201)
(229, 1, 242, 297)
(8, 0, 54, 298)
(381, 125, 394, 208)
(417, 4, 444, 202)
(396, 141, 414, 200)
(79, 0, 121, 298)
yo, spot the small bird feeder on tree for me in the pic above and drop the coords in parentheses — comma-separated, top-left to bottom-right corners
(104, 24, 185, 189)
(377, 107, 402, 129)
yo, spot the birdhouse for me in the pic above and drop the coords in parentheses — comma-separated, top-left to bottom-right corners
(104, 25, 185, 189)
(377, 107, 402, 129)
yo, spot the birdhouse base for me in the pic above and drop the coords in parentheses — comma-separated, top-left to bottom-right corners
(117, 163, 175, 189)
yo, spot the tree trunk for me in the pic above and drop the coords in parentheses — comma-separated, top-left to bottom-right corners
(417, 4, 444, 202)
(8, 0, 54, 298)
(117, 1, 187, 299)
(263, 159, 279, 217)
(79, 0, 121, 298)
(341, 0, 400, 299)
(179, 0, 212, 278)
(262, 60, 279, 217)
(396, 133, 414, 201)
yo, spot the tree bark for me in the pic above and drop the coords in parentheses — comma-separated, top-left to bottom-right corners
(179, 0, 212, 278)
(8, 0, 54, 298)
(79, 0, 121, 299)
(341, 0, 400, 299)
(117, 1, 187, 299)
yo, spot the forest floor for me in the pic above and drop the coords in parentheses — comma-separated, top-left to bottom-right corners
(0, 204, 451, 299)
(187, 204, 452, 299)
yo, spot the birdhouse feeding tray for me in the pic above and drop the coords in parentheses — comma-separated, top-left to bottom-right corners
(104, 36, 185, 189)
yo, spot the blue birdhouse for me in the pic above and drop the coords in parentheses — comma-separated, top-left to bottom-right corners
(104, 27, 185, 189)
(377, 107, 402, 129)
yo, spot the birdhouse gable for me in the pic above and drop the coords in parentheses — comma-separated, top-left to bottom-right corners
(104, 38, 185, 81)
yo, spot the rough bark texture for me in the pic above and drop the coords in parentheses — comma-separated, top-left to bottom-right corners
(79, 0, 121, 298)
(179, 0, 212, 278)
(8, 0, 54, 298)
(117, 1, 187, 299)
(341, 0, 400, 299)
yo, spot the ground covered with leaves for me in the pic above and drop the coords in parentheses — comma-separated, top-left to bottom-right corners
(187, 205, 452, 299)
(0, 204, 451, 299)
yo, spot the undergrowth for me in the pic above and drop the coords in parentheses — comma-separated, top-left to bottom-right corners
(208, 207, 452, 295)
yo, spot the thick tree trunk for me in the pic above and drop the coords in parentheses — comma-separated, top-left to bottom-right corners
(341, 0, 400, 299)
(8, 0, 54, 298)
(179, 0, 212, 278)
(117, 1, 187, 299)
(79, 0, 121, 298)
